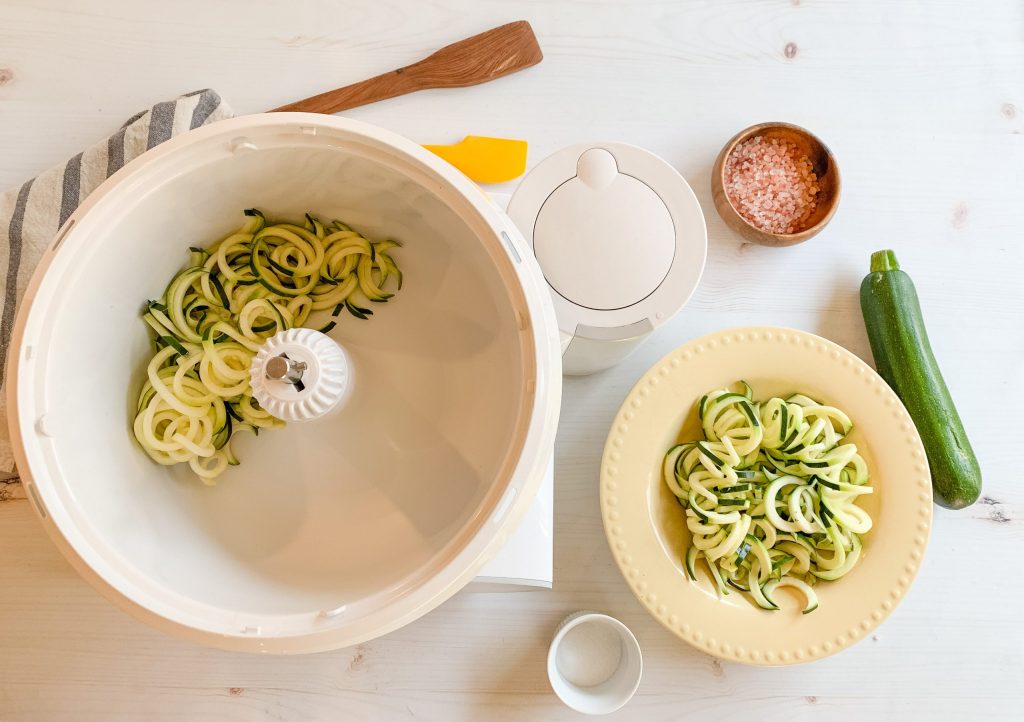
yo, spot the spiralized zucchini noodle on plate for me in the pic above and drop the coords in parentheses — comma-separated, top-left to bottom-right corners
(664, 382, 873, 613)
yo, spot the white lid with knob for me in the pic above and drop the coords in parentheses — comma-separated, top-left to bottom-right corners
(249, 328, 352, 422)
(507, 143, 707, 375)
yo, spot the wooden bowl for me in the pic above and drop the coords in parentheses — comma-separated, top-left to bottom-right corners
(711, 122, 840, 247)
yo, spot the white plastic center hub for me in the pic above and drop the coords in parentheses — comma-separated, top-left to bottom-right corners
(533, 147, 676, 311)
(249, 328, 351, 422)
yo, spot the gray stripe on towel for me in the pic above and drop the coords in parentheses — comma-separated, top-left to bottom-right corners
(190, 90, 221, 129)
(1, 179, 36, 385)
(146, 100, 178, 149)
(59, 152, 83, 227)
(107, 126, 127, 176)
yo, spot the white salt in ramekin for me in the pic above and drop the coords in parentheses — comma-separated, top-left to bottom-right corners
(547, 611, 643, 715)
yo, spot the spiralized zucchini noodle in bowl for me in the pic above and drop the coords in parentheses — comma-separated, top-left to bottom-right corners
(664, 382, 873, 613)
(133, 209, 403, 482)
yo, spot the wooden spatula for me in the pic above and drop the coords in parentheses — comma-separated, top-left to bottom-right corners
(271, 21, 543, 114)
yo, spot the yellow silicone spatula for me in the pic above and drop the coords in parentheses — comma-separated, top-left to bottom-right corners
(423, 136, 528, 184)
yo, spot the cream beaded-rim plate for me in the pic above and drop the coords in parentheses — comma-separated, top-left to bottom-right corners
(600, 327, 932, 665)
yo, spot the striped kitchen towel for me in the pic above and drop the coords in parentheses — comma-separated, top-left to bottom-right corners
(0, 89, 233, 478)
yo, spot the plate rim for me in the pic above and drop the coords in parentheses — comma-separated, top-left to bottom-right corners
(599, 326, 933, 666)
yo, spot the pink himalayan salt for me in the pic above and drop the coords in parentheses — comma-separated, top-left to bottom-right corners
(724, 135, 820, 234)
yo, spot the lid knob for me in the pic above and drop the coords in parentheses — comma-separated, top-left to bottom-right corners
(249, 329, 351, 423)
(576, 148, 618, 190)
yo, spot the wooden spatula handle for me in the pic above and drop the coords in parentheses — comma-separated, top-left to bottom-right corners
(272, 72, 421, 115)
(272, 21, 543, 114)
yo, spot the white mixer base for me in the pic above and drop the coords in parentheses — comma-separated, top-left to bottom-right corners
(467, 457, 553, 592)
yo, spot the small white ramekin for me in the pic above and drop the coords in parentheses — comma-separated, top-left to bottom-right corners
(547, 611, 643, 715)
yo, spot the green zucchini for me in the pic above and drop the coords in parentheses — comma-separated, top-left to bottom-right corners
(860, 249, 982, 509)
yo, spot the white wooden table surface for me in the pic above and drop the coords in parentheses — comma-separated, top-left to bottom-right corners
(2, 1, 1022, 720)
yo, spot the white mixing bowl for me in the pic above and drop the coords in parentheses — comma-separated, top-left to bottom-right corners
(7, 114, 561, 652)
